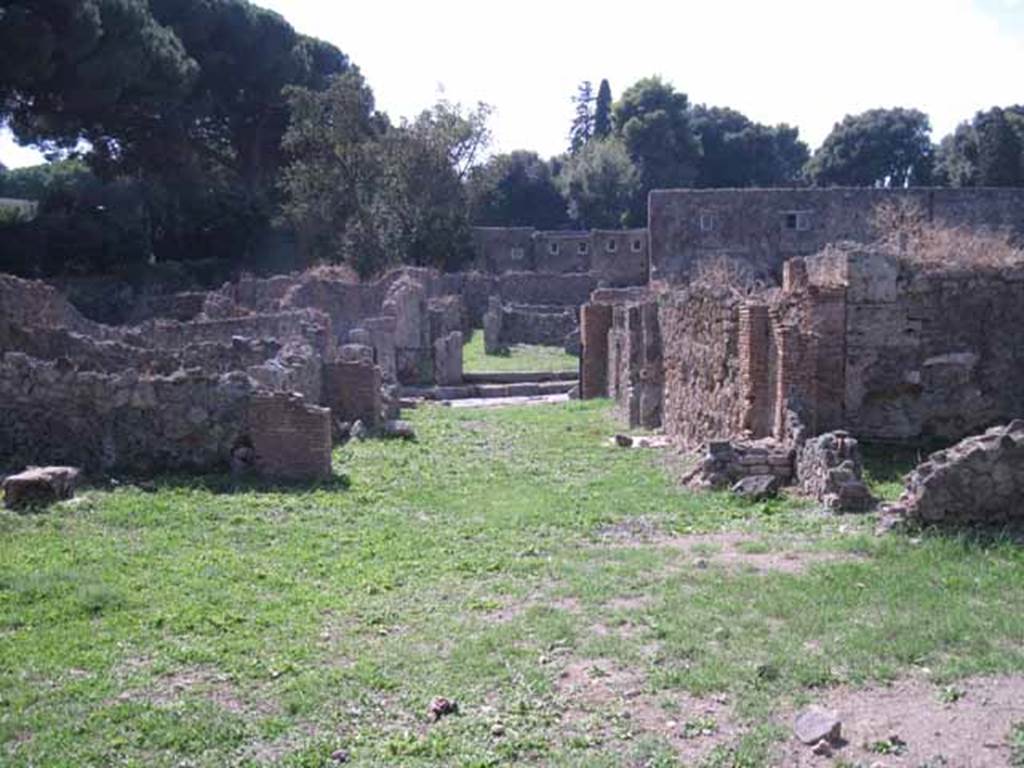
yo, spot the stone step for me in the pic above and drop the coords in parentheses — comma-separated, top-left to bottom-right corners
(400, 379, 578, 401)
(461, 370, 579, 384)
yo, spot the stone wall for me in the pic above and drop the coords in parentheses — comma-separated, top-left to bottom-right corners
(608, 299, 663, 428)
(0, 352, 255, 473)
(822, 249, 1024, 442)
(497, 304, 577, 348)
(648, 187, 1024, 285)
(471, 227, 648, 285)
(659, 286, 746, 446)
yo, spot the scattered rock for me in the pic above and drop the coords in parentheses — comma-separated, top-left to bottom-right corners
(350, 420, 367, 441)
(797, 431, 875, 512)
(383, 420, 416, 441)
(2, 466, 81, 510)
(490, 722, 505, 737)
(614, 434, 634, 448)
(898, 421, 1024, 523)
(429, 696, 458, 721)
(794, 705, 841, 745)
(731, 474, 780, 501)
(812, 738, 833, 757)
(330, 748, 350, 763)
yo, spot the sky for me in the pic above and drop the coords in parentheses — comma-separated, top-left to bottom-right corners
(2, 0, 1023, 169)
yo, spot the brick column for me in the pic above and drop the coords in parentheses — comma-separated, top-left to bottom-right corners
(580, 302, 613, 399)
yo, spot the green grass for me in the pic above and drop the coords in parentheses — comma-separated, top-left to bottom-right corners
(2, 401, 1024, 766)
(462, 329, 577, 374)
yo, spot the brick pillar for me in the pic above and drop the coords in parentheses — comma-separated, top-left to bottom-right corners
(249, 393, 332, 481)
(739, 302, 772, 437)
(773, 321, 800, 440)
(580, 302, 613, 399)
(322, 360, 382, 428)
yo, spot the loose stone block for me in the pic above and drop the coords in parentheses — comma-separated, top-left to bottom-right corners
(3, 466, 81, 510)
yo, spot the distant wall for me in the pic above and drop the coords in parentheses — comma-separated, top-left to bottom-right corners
(470, 227, 648, 286)
(648, 187, 1024, 285)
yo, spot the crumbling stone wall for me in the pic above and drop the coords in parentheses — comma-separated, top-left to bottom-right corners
(608, 299, 662, 428)
(824, 249, 1024, 442)
(649, 187, 1024, 285)
(659, 286, 746, 446)
(0, 352, 255, 473)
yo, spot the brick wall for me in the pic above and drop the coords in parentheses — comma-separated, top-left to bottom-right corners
(248, 393, 332, 481)
(322, 361, 382, 427)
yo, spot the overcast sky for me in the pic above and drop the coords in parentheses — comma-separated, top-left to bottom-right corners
(2, 0, 1022, 169)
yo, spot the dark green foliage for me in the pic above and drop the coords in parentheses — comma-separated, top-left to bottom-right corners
(568, 81, 595, 155)
(934, 123, 980, 187)
(933, 106, 1024, 187)
(692, 106, 809, 188)
(613, 77, 702, 221)
(593, 79, 613, 140)
(805, 108, 934, 187)
(466, 151, 568, 229)
(0, 0, 196, 152)
(976, 108, 1023, 186)
(279, 80, 482, 275)
(0, 0, 352, 276)
(558, 138, 640, 229)
(0, 158, 92, 199)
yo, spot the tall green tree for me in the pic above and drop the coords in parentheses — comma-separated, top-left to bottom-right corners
(613, 77, 701, 221)
(466, 151, 568, 229)
(593, 79, 613, 139)
(0, 0, 354, 271)
(976, 108, 1023, 186)
(805, 108, 934, 187)
(280, 79, 487, 275)
(933, 106, 1024, 187)
(934, 123, 980, 187)
(558, 137, 640, 229)
(691, 106, 808, 187)
(568, 81, 594, 155)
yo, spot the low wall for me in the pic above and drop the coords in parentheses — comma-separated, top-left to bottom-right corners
(0, 352, 254, 473)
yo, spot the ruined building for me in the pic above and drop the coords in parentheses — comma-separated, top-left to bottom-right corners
(582, 187, 1024, 511)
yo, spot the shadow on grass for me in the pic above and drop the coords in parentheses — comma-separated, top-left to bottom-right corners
(88, 471, 353, 497)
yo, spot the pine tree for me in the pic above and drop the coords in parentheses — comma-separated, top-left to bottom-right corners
(593, 79, 613, 139)
(568, 81, 594, 154)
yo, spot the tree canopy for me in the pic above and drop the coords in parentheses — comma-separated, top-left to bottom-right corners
(805, 108, 934, 187)
(466, 151, 568, 230)
(691, 106, 808, 188)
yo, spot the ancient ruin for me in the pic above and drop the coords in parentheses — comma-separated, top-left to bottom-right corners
(3, 187, 1024, 520)
(580, 187, 1024, 513)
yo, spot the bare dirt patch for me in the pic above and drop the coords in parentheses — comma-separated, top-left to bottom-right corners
(776, 675, 1024, 767)
(595, 524, 862, 575)
(554, 657, 738, 763)
(114, 663, 279, 716)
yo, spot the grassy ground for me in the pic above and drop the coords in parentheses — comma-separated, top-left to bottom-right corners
(462, 330, 578, 374)
(2, 401, 1024, 767)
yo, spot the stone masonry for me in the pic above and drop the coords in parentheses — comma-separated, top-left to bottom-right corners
(893, 420, 1024, 524)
